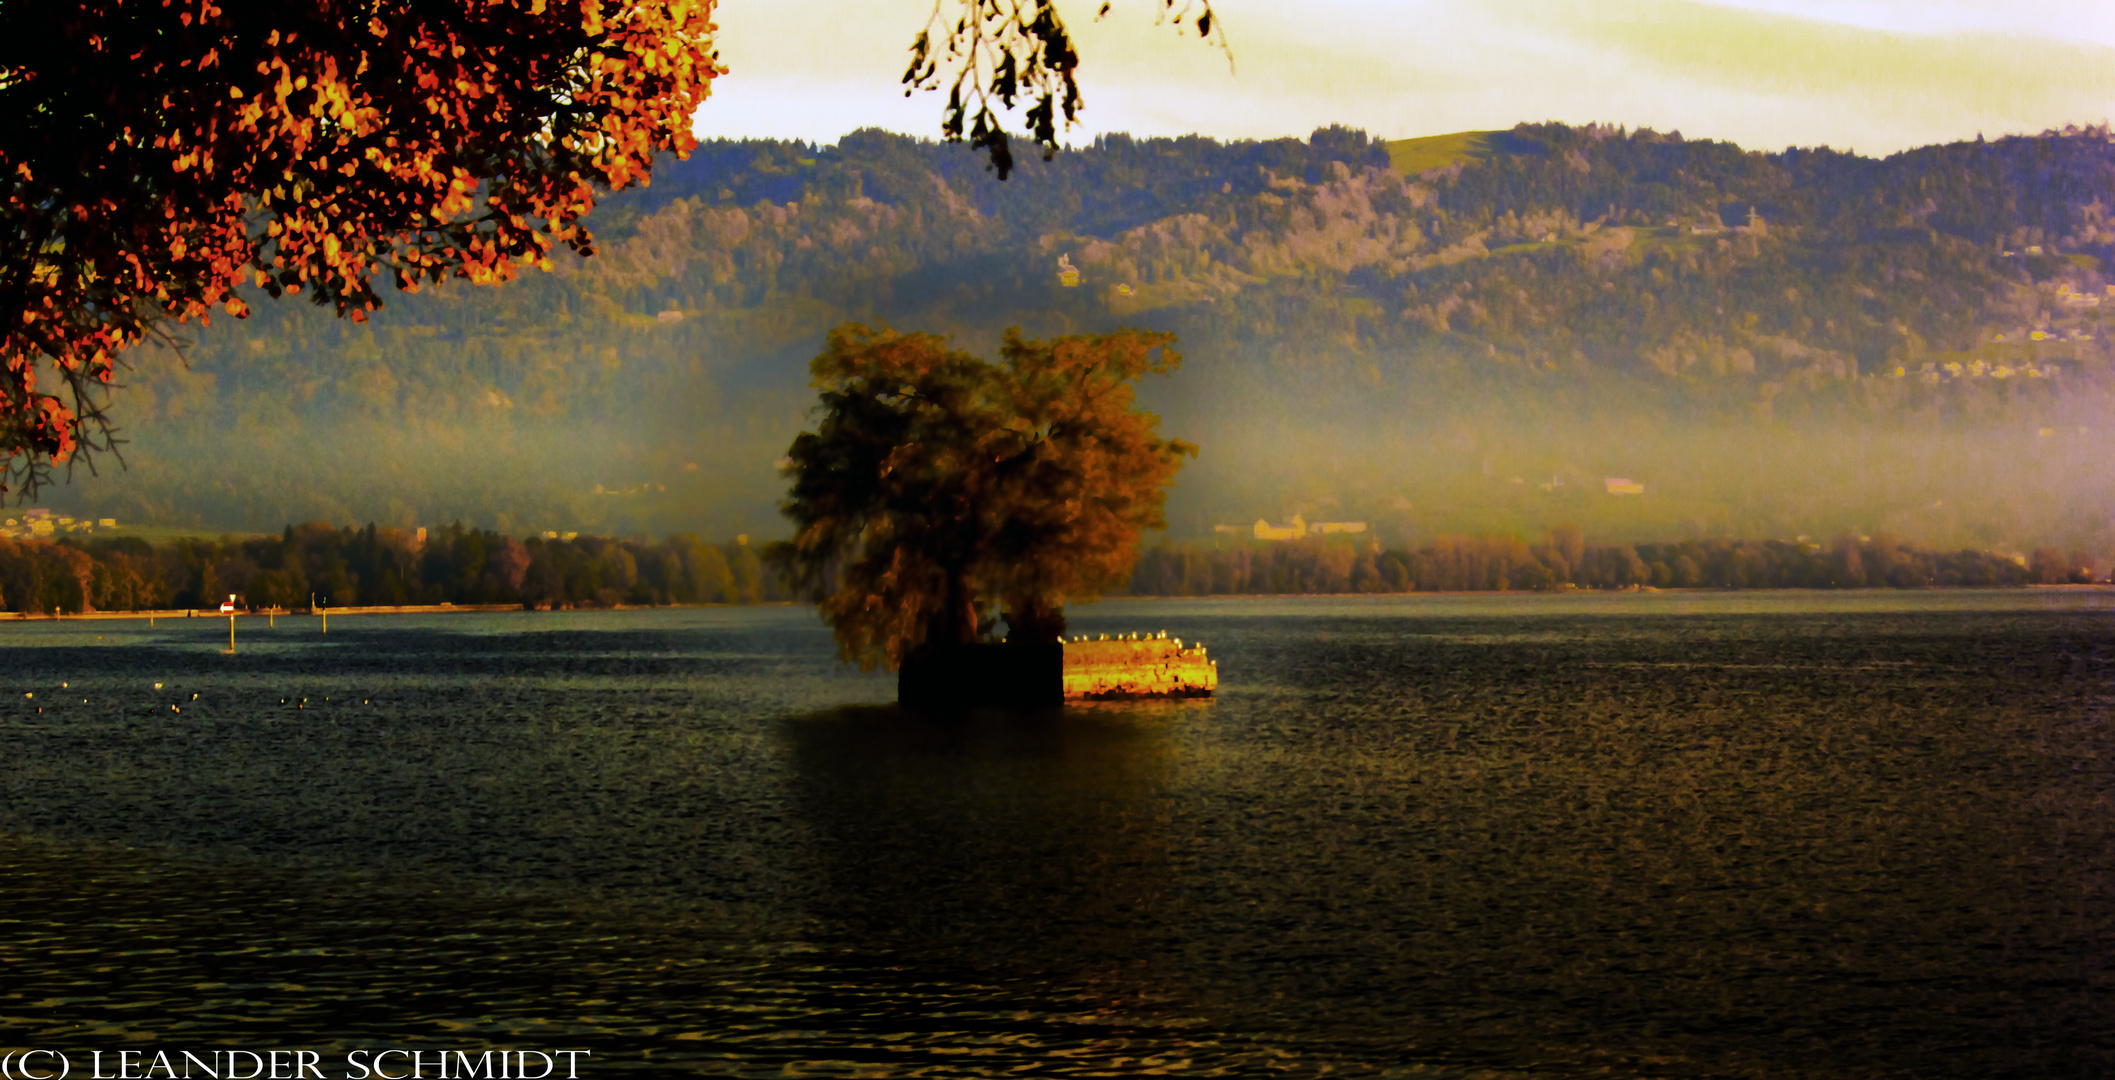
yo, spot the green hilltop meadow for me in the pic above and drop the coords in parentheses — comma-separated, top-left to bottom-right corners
(59, 121, 2115, 553)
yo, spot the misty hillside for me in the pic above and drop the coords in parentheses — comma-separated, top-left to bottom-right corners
(63, 122, 2115, 551)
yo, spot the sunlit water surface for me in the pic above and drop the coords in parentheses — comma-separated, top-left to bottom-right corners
(1, 591, 2110, 1077)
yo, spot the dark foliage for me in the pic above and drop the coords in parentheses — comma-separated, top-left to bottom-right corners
(0, 524, 778, 615)
(1127, 531, 2061, 596)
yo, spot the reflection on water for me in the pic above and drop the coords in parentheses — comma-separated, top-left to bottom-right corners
(784, 703, 1187, 967)
(0, 594, 2110, 1077)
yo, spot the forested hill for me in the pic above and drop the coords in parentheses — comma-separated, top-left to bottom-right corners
(627, 121, 2114, 384)
(83, 123, 2115, 552)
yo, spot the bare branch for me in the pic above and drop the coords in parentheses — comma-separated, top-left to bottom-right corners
(906, 0, 1225, 179)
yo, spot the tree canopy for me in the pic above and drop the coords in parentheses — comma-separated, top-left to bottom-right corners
(0, 0, 718, 488)
(772, 323, 1193, 671)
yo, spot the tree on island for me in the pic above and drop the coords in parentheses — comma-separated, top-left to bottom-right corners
(770, 323, 1194, 671)
(0, 0, 1217, 494)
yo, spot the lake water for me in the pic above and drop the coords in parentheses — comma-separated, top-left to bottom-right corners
(0, 591, 2109, 1078)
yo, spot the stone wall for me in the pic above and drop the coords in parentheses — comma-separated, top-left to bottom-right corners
(1062, 637, 1216, 699)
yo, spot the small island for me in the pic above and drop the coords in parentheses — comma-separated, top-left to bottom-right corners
(771, 323, 1203, 708)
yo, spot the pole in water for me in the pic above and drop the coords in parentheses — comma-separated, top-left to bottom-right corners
(227, 615, 235, 653)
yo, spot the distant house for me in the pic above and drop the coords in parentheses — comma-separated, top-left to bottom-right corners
(1253, 516, 1304, 541)
(1249, 515, 1369, 541)
(1057, 253, 1081, 287)
(1605, 477, 1645, 496)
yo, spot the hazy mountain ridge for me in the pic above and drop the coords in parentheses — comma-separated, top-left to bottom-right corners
(66, 123, 2115, 551)
(597, 121, 2115, 396)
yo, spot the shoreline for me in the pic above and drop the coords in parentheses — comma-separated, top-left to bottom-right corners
(0, 604, 523, 622)
(0, 585, 2101, 623)
(0, 602, 799, 622)
(1104, 582, 2113, 601)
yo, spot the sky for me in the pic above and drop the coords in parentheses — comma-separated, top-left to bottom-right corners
(691, 0, 2115, 156)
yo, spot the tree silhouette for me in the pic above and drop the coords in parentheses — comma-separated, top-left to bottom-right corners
(905, 0, 1226, 179)
(772, 323, 1193, 671)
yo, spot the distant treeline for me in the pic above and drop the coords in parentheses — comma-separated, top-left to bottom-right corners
(0, 524, 787, 615)
(0, 525, 2093, 616)
(1127, 531, 2097, 595)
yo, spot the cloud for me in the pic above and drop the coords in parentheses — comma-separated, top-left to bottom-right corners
(1697, 0, 2115, 48)
(1487, 0, 2115, 152)
(692, 0, 2115, 155)
(1507, 0, 2112, 106)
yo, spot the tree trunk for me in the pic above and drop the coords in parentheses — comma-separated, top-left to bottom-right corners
(940, 567, 980, 645)
(1002, 593, 1067, 644)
